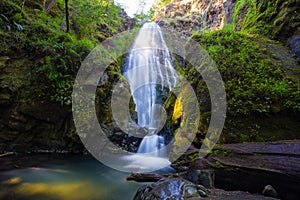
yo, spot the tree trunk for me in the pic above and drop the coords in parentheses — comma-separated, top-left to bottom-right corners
(65, 0, 70, 32)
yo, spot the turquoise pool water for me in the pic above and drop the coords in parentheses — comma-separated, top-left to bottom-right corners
(0, 155, 150, 200)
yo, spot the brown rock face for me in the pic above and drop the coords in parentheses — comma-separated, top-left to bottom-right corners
(118, 8, 137, 31)
(153, 0, 235, 34)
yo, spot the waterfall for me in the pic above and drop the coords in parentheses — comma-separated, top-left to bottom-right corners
(138, 134, 165, 155)
(122, 22, 178, 154)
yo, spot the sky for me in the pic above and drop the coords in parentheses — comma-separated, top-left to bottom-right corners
(114, 0, 155, 17)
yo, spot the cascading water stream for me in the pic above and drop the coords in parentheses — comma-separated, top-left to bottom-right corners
(122, 22, 178, 155)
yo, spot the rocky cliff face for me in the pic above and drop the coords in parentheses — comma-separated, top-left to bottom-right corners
(234, 0, 300, 59)
(153, 0, 235, 35)
(154, 0, 300, 156)
(153, 0, 299, 58)
(0, 55, 84, 153)
(118, 8, 137, 31)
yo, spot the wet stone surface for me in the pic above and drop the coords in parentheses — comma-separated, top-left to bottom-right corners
(133, 177, 279, 200)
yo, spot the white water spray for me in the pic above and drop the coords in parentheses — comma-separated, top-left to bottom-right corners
(122, 22, 178, 155)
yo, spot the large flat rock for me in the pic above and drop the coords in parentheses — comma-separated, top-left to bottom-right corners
(210, 140, 300, 178)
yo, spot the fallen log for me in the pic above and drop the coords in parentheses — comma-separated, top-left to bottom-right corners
(0, 152, 14, 158)
(126, 173, 176, 182)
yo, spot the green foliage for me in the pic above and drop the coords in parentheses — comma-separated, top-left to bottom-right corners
(221, 23, 235, 32)
(134, 13, 148, 22)
(233, 0, 252, 22)
(147, 8, 156, 20)
(134, 8, 155, 22)
(70, 0, 122, 40)
(192, 29, 300, 116)
(238, 0, 276, 35)
(0, 0, 127, 105)
(37, 38, 93, 105)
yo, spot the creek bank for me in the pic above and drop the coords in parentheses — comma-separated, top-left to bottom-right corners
(132, 140, 300, 200)
(171, 140, 300, 199)
(133, 177, 278, 200)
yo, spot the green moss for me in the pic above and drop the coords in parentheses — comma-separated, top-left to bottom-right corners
(233, 0, 300, 41)
(192, 29, 300, 116)
(233, 0, 252, 23)
(183, 27, 300, 144)
(187, 152, 199, 161)
(215, 161, 224, 168)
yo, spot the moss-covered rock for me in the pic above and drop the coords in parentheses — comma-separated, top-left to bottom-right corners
(193, 28, 299, 116)
(0, 0, 135, 153)
(191, 27, 300, 143)
(165, 26, 300, 147)
(234, 0, 300, 42)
